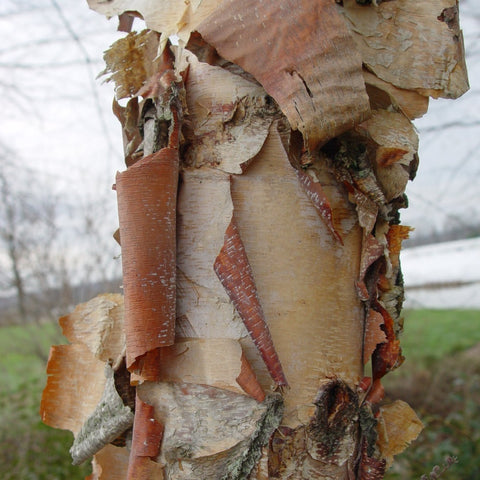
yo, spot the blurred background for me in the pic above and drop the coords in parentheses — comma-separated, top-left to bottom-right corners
(0, 0, 478, 478)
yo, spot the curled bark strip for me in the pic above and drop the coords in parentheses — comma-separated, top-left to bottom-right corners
(363, 309, 387, 365)
(127, 393, 164, 480)
(116, 148, 179, 370)
(365, 378, 385, 405)
(296, 169, 343, 245)
(236, 352, 266, 403)
(129, 348, 163, 384)
(372, 336, 402, 382)
(70, 365, 134, 465)
(372, 302, 403, 380)
(386, 224, 412, 270)
(40, 344, 106, 434)
(214, 219, 288, 386)
(357, 234, 384, 301)
(197, 0, 370, 150)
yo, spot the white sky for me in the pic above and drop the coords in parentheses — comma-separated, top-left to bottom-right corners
(0, 0, 479, 271)
(405, 0, 480, 235)
(1, 1, 124, 189)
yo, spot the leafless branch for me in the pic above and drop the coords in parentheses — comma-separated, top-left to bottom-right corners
(49, 0, 120, 159)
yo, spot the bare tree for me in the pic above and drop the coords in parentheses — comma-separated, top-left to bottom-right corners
(0, 151, 28, 322)
(0, 0, 123, 326)
(0, 154, 122, 327)
(0, 152, 59, 323)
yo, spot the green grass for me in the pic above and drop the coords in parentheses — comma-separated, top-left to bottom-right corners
(0, 321, 91, 479)
(0, 309, 478, 479)
(399, 309, 480, 368)
(384, 309, 480, 480)
(1, 322, 63, 399)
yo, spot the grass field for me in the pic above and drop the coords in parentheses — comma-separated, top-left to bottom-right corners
(385, 310, 480, 479)
(396, 309, 480, 368)
(0, 321, 91, 479)
(0, 309, 478, 478)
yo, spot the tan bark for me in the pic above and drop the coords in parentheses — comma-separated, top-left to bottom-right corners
(42, 0, 468, 478)
(341, 0, 469, 99)
(196, 0, 371, 150)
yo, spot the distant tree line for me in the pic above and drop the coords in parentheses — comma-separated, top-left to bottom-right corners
(405, 220, 480, 248)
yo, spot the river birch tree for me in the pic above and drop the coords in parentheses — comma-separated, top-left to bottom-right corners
(41, 1, 468, 478)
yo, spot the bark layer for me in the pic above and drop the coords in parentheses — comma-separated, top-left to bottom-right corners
(41, 1, 468, 478)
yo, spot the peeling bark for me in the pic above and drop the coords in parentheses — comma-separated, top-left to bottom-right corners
(296, 168, 344, 245)
(116, 149, 179, 370)
(89, 444, 131, 480)
(341, 0, 469, 99)
(377, 401, 423, 468)
(40, 343, 106, 434)
(362, 70, 429, 120)
(215, 219, 288, 387)
(138, 383, 283, 479)
(231, 124, 364, 427)
(70, 365, 134, 466)
(197, 0, 371, 150)
(43, 1, 469, 477)
(179, 49, 275, 173)
(59, 294, 125, 365)
(126, 394, 164, 480)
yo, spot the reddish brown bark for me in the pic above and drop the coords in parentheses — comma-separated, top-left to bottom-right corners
(126, 394, 164, 480)
(214, 219, 288, 387)
(116, 149, 179, 371)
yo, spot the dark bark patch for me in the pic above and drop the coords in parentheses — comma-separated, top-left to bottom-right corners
(438, 6, 459, 31)
(307, 380, 359, 460)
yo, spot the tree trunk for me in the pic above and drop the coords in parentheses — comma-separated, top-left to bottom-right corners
(0, 171, 28, 323)
(41, 1, 468, 478)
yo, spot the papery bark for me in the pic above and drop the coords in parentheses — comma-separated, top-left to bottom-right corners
(59, 294, 125, 365)
(197, 0, 370, 150)
(341, 0, 469, 99)
(40, 343, 106, 434)
(43, 0, 469, 477)
(231, 124, 364, 427)
(116, 149, 178, 370)
(214, 219, 288, 387)
(126, 394, 164, 480)
(88, 445, 131, 480)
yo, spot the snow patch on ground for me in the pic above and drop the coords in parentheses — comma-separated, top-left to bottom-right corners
(401, 238, 480, 309)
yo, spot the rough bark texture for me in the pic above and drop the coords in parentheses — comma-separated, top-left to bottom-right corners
(41, 1, 467, 478)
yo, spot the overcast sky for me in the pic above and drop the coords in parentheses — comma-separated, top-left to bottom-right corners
(1, 0, 479, 247)
(406, 0, 480, 235)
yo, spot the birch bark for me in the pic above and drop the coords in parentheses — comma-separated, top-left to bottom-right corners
(41, 1, 468, 478)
